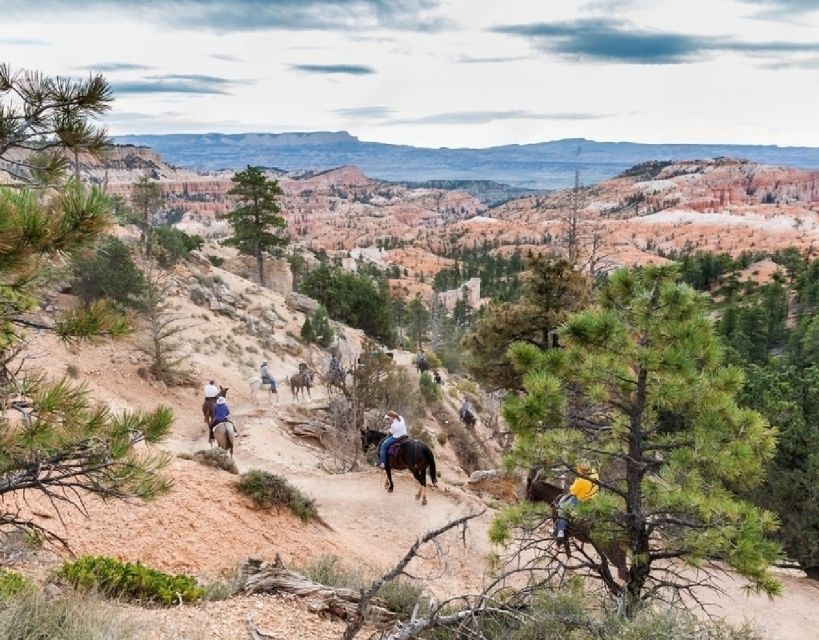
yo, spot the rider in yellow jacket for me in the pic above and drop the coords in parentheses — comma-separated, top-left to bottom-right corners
(556, 463, 598, 539)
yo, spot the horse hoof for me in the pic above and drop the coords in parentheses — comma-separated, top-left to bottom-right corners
(387, 487, 394, 493)
(422, 498, 427, 506)
(415, 494, 420, 501)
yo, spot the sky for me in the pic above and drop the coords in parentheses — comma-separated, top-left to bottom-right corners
(2, 0, 819, 148)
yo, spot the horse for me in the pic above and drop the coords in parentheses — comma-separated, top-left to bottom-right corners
(525, 470, 628, 582)
(201, 386, 228, 427)
(460, 409, 476, 429)
(384, 438, 438, 506)
(360, 428, 387, 453)
(416, 358, 430, 374)
(324, 367, 349, 395)
(249, 376, 279, 405)
(212, 420, 237, 458)
(289, 369, 315, 401)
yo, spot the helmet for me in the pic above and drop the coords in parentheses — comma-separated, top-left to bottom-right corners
(216, 397, 227, 405)
(576, 461, 592, 474)
(208, 380, 215, 385)
(261, 361, 268, 366)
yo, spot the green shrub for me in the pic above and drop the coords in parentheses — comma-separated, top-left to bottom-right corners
(192, 449, 239, 474)
(58, 555, 204, 605)
(0, 590, 137, 640)
(377, 578, 425, 618)
(153, 226, 204, 267)
(236, 470, 319, 522)
(419, 371, 442, 404)
(0, 569, 35, 601)
(72, 235, 145, 306)
(208, 254, 224, 267)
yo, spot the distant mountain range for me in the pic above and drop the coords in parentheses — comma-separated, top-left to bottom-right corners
(113, 132, 819, 189)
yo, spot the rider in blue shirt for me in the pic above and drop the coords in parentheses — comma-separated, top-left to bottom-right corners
(209, 396, 232, 442)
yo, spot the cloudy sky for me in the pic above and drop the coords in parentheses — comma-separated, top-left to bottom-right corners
(3, 0, 819, 148)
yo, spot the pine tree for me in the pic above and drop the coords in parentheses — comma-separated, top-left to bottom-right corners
(462, 256, 588, 390)
(493, 265, 780, 614)
(223, 166, 288, 287)
(130, 176, 164, 258)
(0, 66, 173, 544)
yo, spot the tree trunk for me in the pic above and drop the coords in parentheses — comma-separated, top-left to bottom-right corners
(256, 246, 265, 287)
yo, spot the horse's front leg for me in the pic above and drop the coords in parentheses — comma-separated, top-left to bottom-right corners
(385, 467, 394, 493)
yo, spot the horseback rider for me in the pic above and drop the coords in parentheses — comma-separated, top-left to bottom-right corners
(417, 350, 427, 368)
(203, 379, 220, 421)
(209, 396, 235, 442)
(377, 410, 407, 469)
(298, 362, 308, 374)
(555, 462, 599, 539)
(204, 379, 220, 401)
(459, 398, 474, 421)
(329, 354, 341, 373)
(260, 361, 276, 391)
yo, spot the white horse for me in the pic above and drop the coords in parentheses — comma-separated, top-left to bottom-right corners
(249, 376, 280, 405)
(212, 420, 237, 458)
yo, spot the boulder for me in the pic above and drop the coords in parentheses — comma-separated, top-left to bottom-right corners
(286, 292, 320, 314)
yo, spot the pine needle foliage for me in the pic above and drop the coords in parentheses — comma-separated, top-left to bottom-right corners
(0, 66, 174, 545)
(0, 63, 112, 184)
(494, 265, 781, 615)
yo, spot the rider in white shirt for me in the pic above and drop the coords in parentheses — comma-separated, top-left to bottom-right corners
(378, 410, 407, 468)
(204, 380, 220, 399)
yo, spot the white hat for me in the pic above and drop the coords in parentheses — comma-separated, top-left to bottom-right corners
(216, 397, 227, 405)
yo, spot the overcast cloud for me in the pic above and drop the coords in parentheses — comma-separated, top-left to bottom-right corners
(3, 0, 819, 147)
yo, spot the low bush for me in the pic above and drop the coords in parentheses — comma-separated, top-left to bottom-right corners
(153, 226, 204, 267)
(235, 470, 319, 522)
(0, 569, 35, 601)
(0, 590, 137, 640)
(192, 449, 239, 474)
(58, 555, 204, 605)
(297, 554, 424, 618)
(419, 371, 442, 404)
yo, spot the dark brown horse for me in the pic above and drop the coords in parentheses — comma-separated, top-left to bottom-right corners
(525, 469, 628, 581)
(201, 386, 228, 427)
(384, 438, 438, 505)
(289, 369, 315, 401)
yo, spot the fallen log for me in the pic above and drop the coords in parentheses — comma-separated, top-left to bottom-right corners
(241, 559, 396, 623)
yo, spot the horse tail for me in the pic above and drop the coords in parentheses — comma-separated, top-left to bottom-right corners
(424, 444, 437, 485)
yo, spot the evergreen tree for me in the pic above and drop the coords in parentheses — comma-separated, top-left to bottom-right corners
(462, 256, 589, 390)
(130, 176, 163, 258)
(493, 266, 780, 614)
(72, 235, 146, 307)
(311, 305, 334, 348)
(137, 267, 189, 384)
(407, 296, 430, 350)
(224, 166, 288, 287)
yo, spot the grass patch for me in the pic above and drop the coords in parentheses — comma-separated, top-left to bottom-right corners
(0, 590, 138, 640)
(58, 555, 204, 605)
(297, 554, 425, 618)
(236, 470, 319, 522)
(201, 567, 244, 601)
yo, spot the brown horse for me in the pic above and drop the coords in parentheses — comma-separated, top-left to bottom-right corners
(289, 369, 315, 401)
(525, 469, 628, 582)
(202, 386, 228, 427)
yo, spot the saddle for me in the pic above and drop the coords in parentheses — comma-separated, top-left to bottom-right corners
(262, 375, 276, 390)
(387, 435, 409, 457)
